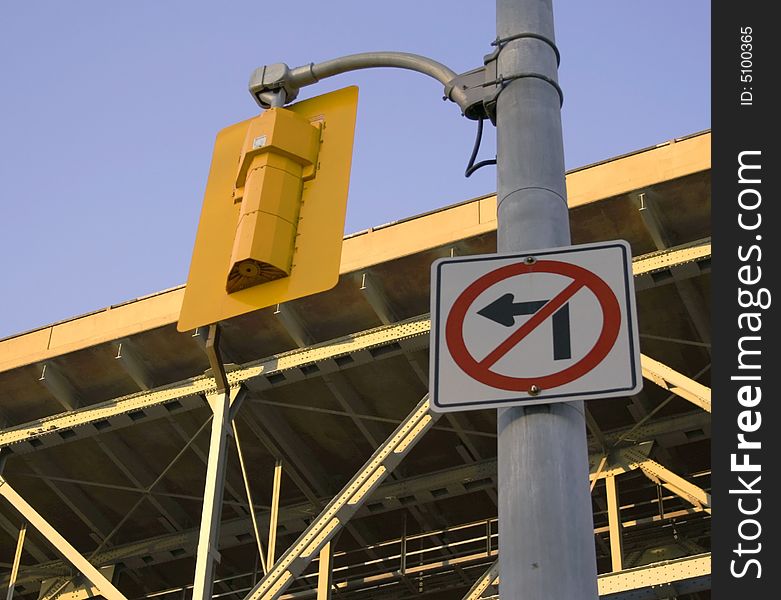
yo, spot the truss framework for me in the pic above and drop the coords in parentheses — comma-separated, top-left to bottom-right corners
(0, 238, 712, 600)
(464, 553, 711, 600)
(3, 408, 711, 591)
(462, 441, 711, 599)
(0, 477, 126, 600)
(0, 238, 710, 457)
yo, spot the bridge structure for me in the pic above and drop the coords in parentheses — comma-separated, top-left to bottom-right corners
(0, 131, 711, 600)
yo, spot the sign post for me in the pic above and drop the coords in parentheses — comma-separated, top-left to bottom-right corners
(182, 3, 616, 594)
(494, 0, 601, 597)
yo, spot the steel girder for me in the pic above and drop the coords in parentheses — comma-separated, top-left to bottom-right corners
(640, 355, 711, 412)
(1, 428, 692, 591)
(618, 447, 711, 513)
(463, 553, 710, 600)
(462, 451, 710, 600)
(0, 477, 126, 600)
(0, 238, 711, 599)
(1, 408, 709, 589)
(242, 396, 437, 600)
(0, 238, 710, 455)
(242, 442, 652, 600)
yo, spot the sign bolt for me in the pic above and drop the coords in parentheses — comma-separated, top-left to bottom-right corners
(524, 256, 536, 265)
(529, 385, 541, 396)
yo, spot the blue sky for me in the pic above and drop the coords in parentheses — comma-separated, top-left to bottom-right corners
(0, 1, 710, 339)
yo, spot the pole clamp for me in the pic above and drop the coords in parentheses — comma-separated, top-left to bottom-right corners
(480, 32, 563, 122)
(485, 71, 564, 109)
(444, 33, 563, 124)
(491, 32, 561, 66)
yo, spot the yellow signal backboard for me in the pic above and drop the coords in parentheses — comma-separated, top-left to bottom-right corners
(177, 86, 358, 332)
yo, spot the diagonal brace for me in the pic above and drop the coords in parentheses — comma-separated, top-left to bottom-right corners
(620, 447, 711, 513)
(641, 355, 711, 412)
(462, 558, 499, 600)
(243, 395, 439, 600)
(0, 477, 127, 600)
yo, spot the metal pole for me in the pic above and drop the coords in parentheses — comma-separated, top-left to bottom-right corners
(6, 521, 26, 600)
(400, 513, 407, 576)
(315, 541, 334, 600)
(605, 474, 624, 572)
(192, 388, 240, 600)
(266, 460, 283, 568)
(495, 0, 598, 598)
(232, 421, 268, 575)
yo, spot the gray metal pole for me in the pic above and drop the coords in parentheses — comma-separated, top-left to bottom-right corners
(495, 0, 599, 598)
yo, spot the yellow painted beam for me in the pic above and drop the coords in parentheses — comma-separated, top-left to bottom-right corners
(566, 133, 711, 209)
(0, 132, 710, 373)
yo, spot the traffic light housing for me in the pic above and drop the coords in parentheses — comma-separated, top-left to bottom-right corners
(177, 86, 358, 332)
(227, 108, 321, 293)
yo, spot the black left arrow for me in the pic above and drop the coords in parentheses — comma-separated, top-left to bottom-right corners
(477, 293, 572, 360)
(477, 293, 546, 326)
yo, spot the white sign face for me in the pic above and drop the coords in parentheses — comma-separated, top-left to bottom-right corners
(429, 240, 642, 412)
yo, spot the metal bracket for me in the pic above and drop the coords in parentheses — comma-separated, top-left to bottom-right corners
(248, 52, 471, 114)
(480, 48, 563, 124)
(248, 63, 300, 108)
(484, 70, 564, 116)
(447, 33, 563, 124)
(204, 324, 229, 394)
(444, 66, 489, 121)
(248, 51, 552, 123)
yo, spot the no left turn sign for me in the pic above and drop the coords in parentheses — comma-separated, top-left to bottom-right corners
(429, 240, 642, 412)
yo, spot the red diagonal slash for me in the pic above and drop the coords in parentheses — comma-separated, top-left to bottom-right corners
(479, 278, 585, 368)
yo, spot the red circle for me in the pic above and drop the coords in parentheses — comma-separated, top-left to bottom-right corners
(444, 260, 621, 391)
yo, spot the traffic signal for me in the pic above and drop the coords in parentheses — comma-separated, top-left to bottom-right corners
(177, 86, 358, 332)
(227, 107, 321, 293)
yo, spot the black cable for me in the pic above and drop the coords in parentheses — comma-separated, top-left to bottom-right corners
(465, 118, 497, 178)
